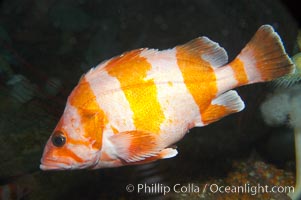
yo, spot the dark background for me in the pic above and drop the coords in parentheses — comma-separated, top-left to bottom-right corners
(0, 0, 299, 199)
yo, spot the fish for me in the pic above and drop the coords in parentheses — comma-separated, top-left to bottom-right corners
(40, 25, 294, 170)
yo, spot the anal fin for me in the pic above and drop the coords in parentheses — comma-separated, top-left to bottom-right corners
(159, 147, 178, 159)
(201, 90, 245, 125)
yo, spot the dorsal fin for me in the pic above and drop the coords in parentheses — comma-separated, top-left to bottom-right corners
(178, 37, 228, 68)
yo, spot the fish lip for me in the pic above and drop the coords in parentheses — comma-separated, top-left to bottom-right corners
(40, 158, 98, 170)
(40, 159, 72, 170)
(40, 164, 71, 170)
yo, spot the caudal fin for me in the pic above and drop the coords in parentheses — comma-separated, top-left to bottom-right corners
(228, 25, 295, 86)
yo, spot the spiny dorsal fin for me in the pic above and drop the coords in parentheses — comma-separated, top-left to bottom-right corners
(178, 37, 228, 68)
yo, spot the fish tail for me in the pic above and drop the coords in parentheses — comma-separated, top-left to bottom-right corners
(228, 25, 295, 86)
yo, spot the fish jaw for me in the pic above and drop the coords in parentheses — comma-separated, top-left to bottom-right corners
(40, 139, 100, 170)
(40, 154, 99, 170)
(40, 158, 99, 170)
(40, 159, 73, 170)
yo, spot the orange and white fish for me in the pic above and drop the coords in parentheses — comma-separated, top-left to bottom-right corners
(40, 25, 294, 170)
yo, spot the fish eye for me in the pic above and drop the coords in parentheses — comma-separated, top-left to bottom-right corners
(51, 131, 66, 147)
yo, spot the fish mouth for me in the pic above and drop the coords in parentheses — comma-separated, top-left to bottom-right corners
(40, 158, 98, 170)
(40, 159, 72, 170)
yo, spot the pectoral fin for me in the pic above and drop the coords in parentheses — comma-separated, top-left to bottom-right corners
(109, 130, 163, 162)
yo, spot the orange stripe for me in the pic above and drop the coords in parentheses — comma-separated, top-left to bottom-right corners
(55, 147, 84, 163)
(176, 47, 217, 114)
(202, 104, 227, 124)
(68, 77, 106, 149)
(44, 129, 84, 162)
(106, 50, 165, 133)
(229, 58, 248, 85)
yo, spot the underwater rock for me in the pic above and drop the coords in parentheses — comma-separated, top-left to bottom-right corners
(6, 74, 37, 104)
(260, 84, 301, 127)
(171, 159, 295, 200)
(43, 77, 62, 97)
(260, 93, 291, 126)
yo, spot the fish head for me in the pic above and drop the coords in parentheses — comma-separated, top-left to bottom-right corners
(40, 103, 103, 170)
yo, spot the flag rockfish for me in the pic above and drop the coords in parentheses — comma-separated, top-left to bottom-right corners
(40, 25, 294, 170)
